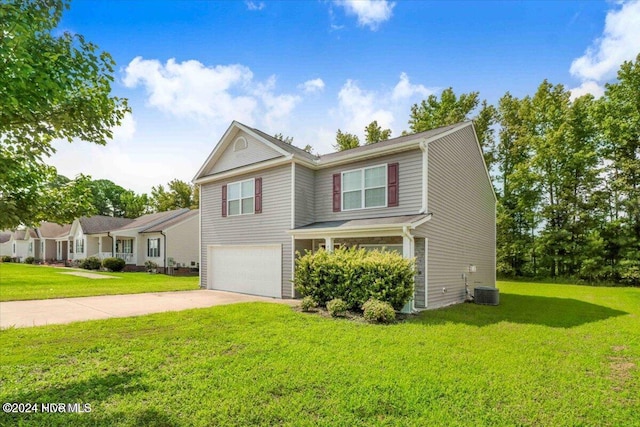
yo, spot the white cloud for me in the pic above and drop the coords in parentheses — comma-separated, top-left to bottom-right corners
(570, 0, 640, 82)
(111, 112, 136, 141)
(245, 1, 265, 11)
(569, 80, 605, 101)
(392, 72, 433, 100)
(122, 57, 304, 130)
(336, 79, 395, 137)
(299, 78, 325, 94)
(334, 0, 395, 30)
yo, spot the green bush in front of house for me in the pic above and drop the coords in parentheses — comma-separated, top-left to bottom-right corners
(363, 298, 396, 323)
(294, 247, 415, 311)
(24, 256, 35, 264)
(80, 257, 101, 270)
(102, 257, 126, 272)
(1, 256, 12, 263)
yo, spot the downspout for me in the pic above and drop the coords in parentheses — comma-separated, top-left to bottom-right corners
(401, 225, 416, 312)
(161, 230, 167, 275)
(107, 232, 112, 258)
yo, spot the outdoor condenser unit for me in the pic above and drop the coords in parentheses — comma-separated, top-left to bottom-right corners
(474, 286, 499, 306)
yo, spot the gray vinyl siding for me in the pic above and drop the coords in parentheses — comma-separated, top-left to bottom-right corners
(200, 164, 293, 297)
(422, 126, 496, 309)
(314, 149, 423, 222)
(294, 165, 315, 227)
(209, 130, 283, 175)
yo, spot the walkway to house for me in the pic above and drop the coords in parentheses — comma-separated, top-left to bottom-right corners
(0, 290, 297, 329)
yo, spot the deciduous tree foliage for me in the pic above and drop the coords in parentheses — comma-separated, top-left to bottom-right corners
(0, 0, 129, 228)
(334, 129, 360, 151)
(364, 120, 392, 144)
(151, 179, 199, 212)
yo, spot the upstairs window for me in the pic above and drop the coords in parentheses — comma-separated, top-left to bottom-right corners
(342, 165, 387, 210)
(75, 239, 84, 253)
(228, 179, 255, 216)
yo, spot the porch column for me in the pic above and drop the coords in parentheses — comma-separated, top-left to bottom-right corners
(325, 237, 334, 252)
(402, 235, 414, 259)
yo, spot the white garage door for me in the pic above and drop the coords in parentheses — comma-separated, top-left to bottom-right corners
(208, 245, 282, 298)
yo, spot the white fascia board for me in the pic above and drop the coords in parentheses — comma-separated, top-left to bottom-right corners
(467, 121, 498, 202)
(289, 214, 432, 238)
(317, 140, 421, 168)
(194, 155, 293, 185)
(192, 121, 239, 182)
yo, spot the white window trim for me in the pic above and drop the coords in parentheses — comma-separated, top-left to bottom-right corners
(341, 164, 387, 211)
(147, 238, 161, 258)
(227, 178, 255, 216)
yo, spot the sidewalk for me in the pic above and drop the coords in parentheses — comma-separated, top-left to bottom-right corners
(0, 290, 297, 328)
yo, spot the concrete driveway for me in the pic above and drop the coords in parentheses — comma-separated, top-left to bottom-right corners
(0, 290, 297, 329)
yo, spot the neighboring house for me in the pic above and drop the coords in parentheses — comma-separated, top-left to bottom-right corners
(0, 231, 12, 257)
(64, 216, 135, 262)
(110, 209, 199, 272)
(7, 229, 36, 261)
(33, 222, 71, 262)
(194, 120, 496, 310)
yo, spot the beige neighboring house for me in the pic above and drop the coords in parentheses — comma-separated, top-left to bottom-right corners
(6, 229, 37, 261)
(194, 120, 496, 309)
(33, 222, 71, 262)
(110, 209, 199, 272)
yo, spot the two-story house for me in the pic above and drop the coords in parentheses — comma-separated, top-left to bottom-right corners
(194, 121, 496, 310)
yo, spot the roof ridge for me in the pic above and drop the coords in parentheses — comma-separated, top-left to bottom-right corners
(139, 208, 191, 232)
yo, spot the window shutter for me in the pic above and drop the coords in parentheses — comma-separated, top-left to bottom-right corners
(333, 173, 341, 212)
(147, 239, 150, 257)
(221, 184, 227, 217)
(255, 177, 262, 214)
(388, 163, 399, 207)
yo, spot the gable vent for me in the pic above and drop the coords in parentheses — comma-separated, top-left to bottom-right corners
(233, 137, 248, 151)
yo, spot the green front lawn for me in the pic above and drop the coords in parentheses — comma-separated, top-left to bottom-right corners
(1, 281, 638, 426)
(0, 263, 199, 301)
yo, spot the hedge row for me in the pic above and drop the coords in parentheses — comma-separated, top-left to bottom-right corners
(294, 247, 415, 311)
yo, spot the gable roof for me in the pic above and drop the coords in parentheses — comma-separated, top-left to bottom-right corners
(112, 209, 191, 232)
(79, 216, 135, 234)
(140, 209, 199, 233)
(36, 222, 71, 239)
(248, 126, 319, 162)
(0, 231, 11, 244)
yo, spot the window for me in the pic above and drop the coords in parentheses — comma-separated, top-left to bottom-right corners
(117, 239, 133, 254)
(28, 242, 33, 252)
(342, 165, 387, 210)
(228, 179, 254, 216)
(147, 238, 160, 258)
(75, 239, 84, 253)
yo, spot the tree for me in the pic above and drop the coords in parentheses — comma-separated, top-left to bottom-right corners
(120, 191, 150, 218)
(0, 0, 129, 228)
(273, 133, 294, 144)
(407, 87, 497, 169)
(151, 179, 198, 212)
(364, 120, 392, 144)
(334, 129, 360, 151)
(87, 179, 127, 217)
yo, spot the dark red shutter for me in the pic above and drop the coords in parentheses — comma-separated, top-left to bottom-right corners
(332, 173, 341, 212)
(255, 177, 262, 214)
(388, 163, 399, 207)
(221, 184, 227, 217)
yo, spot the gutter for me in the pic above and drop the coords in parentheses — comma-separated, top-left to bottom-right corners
(161, 230, 167, 275)
(419, 140, 428, 214)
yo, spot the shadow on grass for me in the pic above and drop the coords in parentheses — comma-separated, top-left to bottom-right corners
(413, 293, 628, 328)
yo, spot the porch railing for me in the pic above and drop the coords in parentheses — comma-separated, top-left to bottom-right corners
(115, 253, 135, 263)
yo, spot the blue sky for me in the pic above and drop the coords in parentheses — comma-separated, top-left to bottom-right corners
(49, 0, 640, 194)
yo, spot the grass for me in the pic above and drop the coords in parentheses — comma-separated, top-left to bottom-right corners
(0, 263, 199, 301)
(0, 281, 638, 426)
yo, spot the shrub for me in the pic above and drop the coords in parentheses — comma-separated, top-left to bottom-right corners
(363, 299, 396, 323)
(102, 257, 126, 272)
(300, 296, 318, 312)
(294, 247, 415, 310)
(24, 256, 35, 264)
(2, 255, 12, 263)
(326, 298, 348, 317)
(79, 257, 101, 270)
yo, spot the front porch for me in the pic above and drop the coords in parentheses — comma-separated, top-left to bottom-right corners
(289, 214, 431, 310)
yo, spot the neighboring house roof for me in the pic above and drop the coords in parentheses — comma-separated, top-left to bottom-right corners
(79, 216, 135, 234)
(140, 209, 199, 233)
(12, 229, 27, 240)
(36, 222, 71, 239)
(0, 231, 11, 244)
(113, 209, 191, 232)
